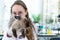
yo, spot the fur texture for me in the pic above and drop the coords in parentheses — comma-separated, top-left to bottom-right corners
(8, 16, 34, 40)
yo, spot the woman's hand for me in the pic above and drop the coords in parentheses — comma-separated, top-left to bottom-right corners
(7, 33, 12, 38)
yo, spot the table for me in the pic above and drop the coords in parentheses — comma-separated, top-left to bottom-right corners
(38, 34, 57, 37)
(0, 35, 3, 40)
(38, 30, 60, 40)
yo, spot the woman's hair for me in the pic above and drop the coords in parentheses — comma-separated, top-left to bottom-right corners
(11, 0, 29, 18)
(9, 0, 33, 28)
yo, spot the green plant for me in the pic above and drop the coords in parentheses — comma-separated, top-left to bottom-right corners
(32, 14, 41, 23)
(46, 18, 54, 24)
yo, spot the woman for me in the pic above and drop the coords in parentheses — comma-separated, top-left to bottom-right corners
(2, 0, 36, 40)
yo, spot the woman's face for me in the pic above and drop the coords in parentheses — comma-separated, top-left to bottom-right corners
(11, 5, 27, 18)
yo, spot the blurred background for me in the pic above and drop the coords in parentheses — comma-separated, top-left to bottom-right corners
(0, 0, 60, 40)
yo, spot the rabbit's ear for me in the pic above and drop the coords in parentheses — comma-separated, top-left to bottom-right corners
(27, 18, 34, 27)
(12, 29, 17, 38)
(25, 19, 30, 27)
(23, 17, 34, 28)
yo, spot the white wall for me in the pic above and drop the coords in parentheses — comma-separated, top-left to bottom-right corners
(22, 0, 42, 15)
(0, 0, 5, 35)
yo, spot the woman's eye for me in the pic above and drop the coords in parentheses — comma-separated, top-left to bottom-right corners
(13, 12, 16, 15)
(18, 12, 22, 15)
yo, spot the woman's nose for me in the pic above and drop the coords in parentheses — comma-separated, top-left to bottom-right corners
(15, 12, 19, 16)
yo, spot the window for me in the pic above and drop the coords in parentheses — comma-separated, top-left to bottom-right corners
(43, 0, 58, 24)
